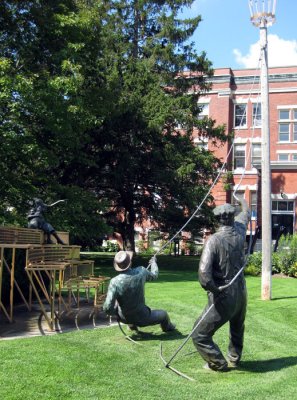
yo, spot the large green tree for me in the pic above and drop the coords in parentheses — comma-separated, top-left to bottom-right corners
(0, 0, 112, 243)
(0, 0, 227, 250)
(79, 0, 227, 250)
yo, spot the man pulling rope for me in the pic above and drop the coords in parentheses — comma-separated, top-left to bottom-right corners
(103, 251, 176, 333)
(192, 199, 250, 371)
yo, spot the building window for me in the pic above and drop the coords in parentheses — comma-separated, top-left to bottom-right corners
(175, 120, 185, 130)
(250, 191, 257, 219)
(278, 153, 289, 161)
(272, 200, 294, 211)
(194, 139, 208, 150)
(235, 104, 247, 128)
(279, 109, 290, 120)
(252, 104, 261, 127)
(234, 144, 245, 169)
(292, 154, 297, 161)
(197, 103, 209, 120)
(294, 123, 297, 142)
(251, 144, 261, 167)
(279, 123, 290, 142)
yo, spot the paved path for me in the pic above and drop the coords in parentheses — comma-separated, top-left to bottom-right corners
(0, 303, 115, 340)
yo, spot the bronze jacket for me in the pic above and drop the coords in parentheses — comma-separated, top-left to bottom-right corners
(103, 260, 158, 317)
(199, 208, 250, 294)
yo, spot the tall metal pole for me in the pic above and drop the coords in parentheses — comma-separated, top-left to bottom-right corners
(249, 0, 276, 300)
(259, 21, 272, 300)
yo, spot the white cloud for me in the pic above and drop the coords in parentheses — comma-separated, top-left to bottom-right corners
(233, 34, 297, 68)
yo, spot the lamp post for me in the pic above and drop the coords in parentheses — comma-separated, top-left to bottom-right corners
(249, 0, 276, 300)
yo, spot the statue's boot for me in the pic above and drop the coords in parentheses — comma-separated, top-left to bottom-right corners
(46, 234, 54, 244)
(52, 231, 65, 245)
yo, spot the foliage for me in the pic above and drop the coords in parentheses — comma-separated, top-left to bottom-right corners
(245, 251, 285, 276)
(0, 0, 111, 242)
(103, 240, 120, 253)
(222, 171, 234, 192)
(245, 233, 297, 277)
(88, 0, 227, 250)
(245, 251, 262, 276)
(274, 233, 297, 277)
(0, 1, 226, 249)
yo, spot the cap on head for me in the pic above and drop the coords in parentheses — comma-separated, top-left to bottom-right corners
(33, 198, 42, 204)
(213, 203, 235, 217)
(113, 250, 133, 272)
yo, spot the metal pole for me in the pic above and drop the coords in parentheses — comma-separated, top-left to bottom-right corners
(250, 0, 276, 300)
(260, 20, 272, 300)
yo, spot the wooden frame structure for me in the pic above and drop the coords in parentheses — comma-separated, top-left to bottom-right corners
(0, 226, 110, 331)
(0, 227, 43, 322)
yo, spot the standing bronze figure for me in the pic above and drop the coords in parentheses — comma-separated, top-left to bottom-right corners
(192, 200, 250, 371)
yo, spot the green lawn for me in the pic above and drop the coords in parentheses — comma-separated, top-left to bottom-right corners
(1, 256, 297, 400)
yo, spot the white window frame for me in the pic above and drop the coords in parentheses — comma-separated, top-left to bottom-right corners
(234, 104, 247, 128)
(250, 191, 257, 220)
(278, 153, 289, 161)
(294, 122, 297, 142)
(233, 144, 246, 170)
(197, 103, 209, 120)
(252, 103, 261, 127)
(194, 138, 208, 150)
(278, 123, 290, 142)
(272, 200, 294, 212)
(251, 143, 261, 167)
(279, 109, 290, 120)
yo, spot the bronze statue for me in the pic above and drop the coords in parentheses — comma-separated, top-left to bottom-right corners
(103, 251, 176, 332)
(192, 200, 250, 371)
(27, 198, 65, 244)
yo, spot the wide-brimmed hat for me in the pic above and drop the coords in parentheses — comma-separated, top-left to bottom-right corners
(113, 250, 133, 272)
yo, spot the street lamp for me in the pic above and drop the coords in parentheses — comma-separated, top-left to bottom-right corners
(249, 0, 276, 27)
(249, 0, 276, 300)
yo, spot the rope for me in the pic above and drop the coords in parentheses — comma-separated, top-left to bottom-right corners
(159, 55, 263, 378)
(153, 57, 262, 258)
(117, 320, 142, 345)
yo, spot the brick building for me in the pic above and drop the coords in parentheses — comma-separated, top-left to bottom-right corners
(109, 66, 297, 251)
(194, 65, 297, 241)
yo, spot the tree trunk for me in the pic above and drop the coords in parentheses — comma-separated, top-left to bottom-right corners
(120, 209, 136, 251)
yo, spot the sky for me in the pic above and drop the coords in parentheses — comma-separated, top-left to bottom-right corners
(181, 0, 297, 69)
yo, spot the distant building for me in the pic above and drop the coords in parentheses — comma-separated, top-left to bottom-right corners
(111, 66, 297, 251)
(193, 66, 297, 241)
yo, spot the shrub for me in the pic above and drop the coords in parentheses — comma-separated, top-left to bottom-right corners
(288, 262, 297, 277)
(272, 252, 281, 274)
(245, 252, 262, 276)
(104, 240, 120, 252)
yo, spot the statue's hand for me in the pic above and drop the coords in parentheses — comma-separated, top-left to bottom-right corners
(147, 256, 157, 269)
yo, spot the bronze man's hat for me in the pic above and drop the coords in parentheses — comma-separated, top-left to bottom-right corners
(113, 250, 134, 272)
(213, 203, 235, 217)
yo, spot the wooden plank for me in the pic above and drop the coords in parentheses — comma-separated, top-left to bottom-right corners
(0, 226, 43, 245)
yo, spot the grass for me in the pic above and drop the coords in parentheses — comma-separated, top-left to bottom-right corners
(1, 255, 297, 399)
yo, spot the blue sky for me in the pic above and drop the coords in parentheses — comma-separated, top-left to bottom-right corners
(181, 0, 297, 69)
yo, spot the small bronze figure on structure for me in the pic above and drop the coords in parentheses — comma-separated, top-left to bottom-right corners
(27, 198, 65, 244)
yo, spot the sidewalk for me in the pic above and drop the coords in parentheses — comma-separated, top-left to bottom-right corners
(0, 303, 115, 340)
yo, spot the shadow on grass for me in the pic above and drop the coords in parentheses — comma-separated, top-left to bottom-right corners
(272, 296, 297, 301)
(128, 330, 188, 342)
(239, 356, 297, 372)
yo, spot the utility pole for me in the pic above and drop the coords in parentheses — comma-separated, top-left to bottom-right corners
(249, 0, 276, 300)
